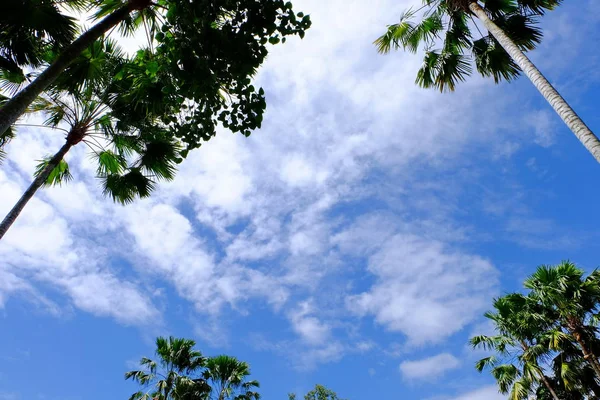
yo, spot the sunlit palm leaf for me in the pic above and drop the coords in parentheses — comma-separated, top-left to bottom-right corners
(34, 157, 73, 187)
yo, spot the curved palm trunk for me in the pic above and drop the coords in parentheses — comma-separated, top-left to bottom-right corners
(0, 142, 72, 240)
(469, 2, 600, 164)
(0, 0, 145, 138)
(520, 341, 560, 400)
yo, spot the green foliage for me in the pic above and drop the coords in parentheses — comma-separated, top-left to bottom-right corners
(106, 0, 312, 154)
(202, 355, 260, 400)
(34, 156, 73, 187)
(126, 336, 207, 400)
(0, 0, 79, 69)
(375, 0, 559, 91)
(472, 261, 600, 399)
(126, 337, 260, 400)
(288, 384, 346, 400)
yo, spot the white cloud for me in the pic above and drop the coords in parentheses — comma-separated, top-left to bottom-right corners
(399, 353, 461, 381)
(452, 385, 505, 400)
(289, 300, 331, 345)
(59, 273, 160, 325)
(347, 232, 497, 345)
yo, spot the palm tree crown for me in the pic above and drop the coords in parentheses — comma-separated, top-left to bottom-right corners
(375, 0, 560, 91)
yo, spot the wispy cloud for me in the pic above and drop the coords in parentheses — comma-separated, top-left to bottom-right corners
(399, 353, 461, 381)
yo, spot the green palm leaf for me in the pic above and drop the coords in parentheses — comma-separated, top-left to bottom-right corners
(34, 157, 73, 187)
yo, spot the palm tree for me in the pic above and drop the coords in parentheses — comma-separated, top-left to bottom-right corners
(0, 0, 82, 74)
(0, 0, 156, 137)
(471, 293, 560, 400)
(0, 0, 84, 149)
(376, 0, 600, 164)
(543, 336, 600, 399)
(126, 337, 207, 400)
(525, 261, 600, 380)
(202, 356, 260, 400)
(0, 40, 182, 240)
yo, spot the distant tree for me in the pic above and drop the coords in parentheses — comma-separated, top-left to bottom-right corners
(376, 0, 600, 163)
(525, 262, 600, 380)
(288, 384, 346, 400)
(472, 261, 600, 399)
(126, 337, 261, 400)
(471, 293, 559, 400)
(125, 336, 207, 400)
(202, 355, 260, 400)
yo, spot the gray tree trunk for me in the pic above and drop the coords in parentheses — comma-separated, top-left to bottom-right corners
(0, 142, 72, 240)
(0, 4, 131, 139)
(469, 1, 600, 164)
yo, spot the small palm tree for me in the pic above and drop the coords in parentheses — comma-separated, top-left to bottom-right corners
(126, 337, 208, 400)
(471, 293, 560, 400)
(202, 356, 260, 400)
(525, 261, 600, 380)
(0, 39, 181, 240)
(376, 0, 600, 163)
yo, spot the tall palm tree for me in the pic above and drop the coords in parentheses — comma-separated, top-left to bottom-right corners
(0, 0, 82, 73)
(376, 0, 600, 164)
(471, 293, 560, 400)
(126, 337, 207, 400)
(0, 39, 182, 240)
(0, 0, 156, 137)
(525, 261, 600, 380)
(0, 0, 85, 150)
(202, 356, 260, 400)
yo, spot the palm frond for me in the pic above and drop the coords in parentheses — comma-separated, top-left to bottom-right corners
(473, 36, 521, 83)
(102, 168, 156, 205)
(34, 156, 73, 187)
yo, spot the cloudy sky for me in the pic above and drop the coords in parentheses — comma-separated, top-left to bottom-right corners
(1, 0, 600, 399)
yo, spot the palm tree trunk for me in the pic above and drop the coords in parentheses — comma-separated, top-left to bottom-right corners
(520, 341, 560, 400)
(539, 374, 560, 400)
(469, 1, 600, 164)
(571, 328, 600, 381)
(0, 0, 143, 138)
(0, 142, 72, 240)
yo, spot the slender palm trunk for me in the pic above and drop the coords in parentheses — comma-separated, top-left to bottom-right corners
(539, 374, 560, 400)
(0, 142, 72, 240)
(520, 341, 560, 400)
(0, 0, 143, 138)
(469, 2, 600, 164)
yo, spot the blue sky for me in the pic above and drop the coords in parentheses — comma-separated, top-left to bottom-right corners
(1, 1, 600, 399)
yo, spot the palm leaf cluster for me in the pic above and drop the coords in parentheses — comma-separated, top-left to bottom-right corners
(375, 0, 561, 91)
(472, 261, 600, 400)
(126, 337, 260, 400)
(22, 37, 182, 204)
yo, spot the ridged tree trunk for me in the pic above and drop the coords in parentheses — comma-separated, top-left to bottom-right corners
(0, 142, 72, 240)
(469, 1, 600, 164)
(0, 0, 142, 138)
